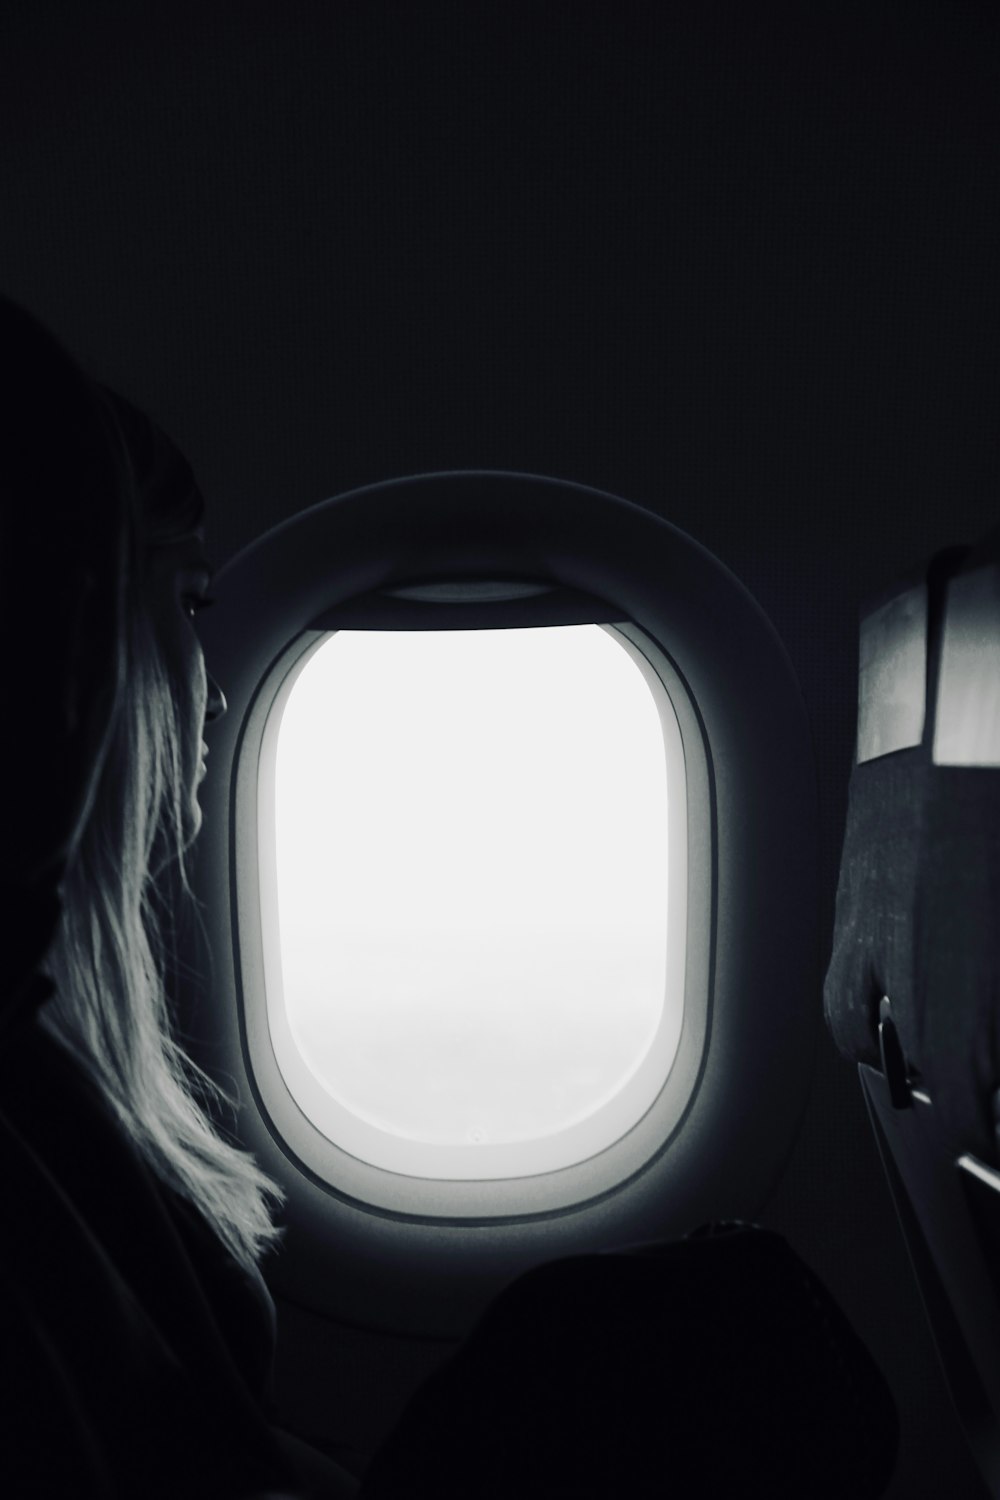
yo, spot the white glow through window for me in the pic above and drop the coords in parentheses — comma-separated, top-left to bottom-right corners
(268, 625, 676, 1175)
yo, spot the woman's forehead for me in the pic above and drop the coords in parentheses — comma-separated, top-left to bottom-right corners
(147, 528, 212, 576)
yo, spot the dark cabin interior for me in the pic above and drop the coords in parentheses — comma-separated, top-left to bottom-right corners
(2, 4, 999, 1493)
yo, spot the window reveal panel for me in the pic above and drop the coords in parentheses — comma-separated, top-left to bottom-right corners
(268, 626, 675, 1175)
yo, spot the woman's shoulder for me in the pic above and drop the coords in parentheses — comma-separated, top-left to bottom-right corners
(0, 1016, 277, 1396)
(0, 1023, 301, 1496)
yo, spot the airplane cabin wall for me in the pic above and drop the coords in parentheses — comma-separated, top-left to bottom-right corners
(2, 4, 998, 1493)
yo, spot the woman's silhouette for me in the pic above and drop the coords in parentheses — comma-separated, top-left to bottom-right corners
(0, 301, 355, 1498)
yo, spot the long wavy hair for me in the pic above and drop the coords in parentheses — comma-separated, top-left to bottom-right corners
(42, 394, 283, 1275)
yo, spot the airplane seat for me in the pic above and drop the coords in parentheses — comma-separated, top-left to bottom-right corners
(824, 521, 1000, 1493)
(360, 1222, 898, 1498)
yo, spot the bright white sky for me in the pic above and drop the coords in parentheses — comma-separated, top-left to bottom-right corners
(272, 626, 671, 1146)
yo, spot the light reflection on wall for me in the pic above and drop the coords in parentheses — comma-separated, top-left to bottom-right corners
(273, 626, 670, 1146)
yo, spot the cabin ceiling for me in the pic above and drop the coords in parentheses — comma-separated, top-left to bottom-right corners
(2, 0, 997, 579)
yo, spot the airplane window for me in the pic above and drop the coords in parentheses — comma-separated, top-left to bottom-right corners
(261, 624, 679, 1180)
(193, 473, 814, 1248)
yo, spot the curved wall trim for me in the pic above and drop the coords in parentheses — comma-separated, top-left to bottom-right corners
(190, 471, 818, 1334)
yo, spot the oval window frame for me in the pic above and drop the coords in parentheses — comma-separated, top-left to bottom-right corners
(190, 471, 817, 1335)
(237, 617, 708, 1215)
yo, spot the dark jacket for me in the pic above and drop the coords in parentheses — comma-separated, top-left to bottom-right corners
(0, 1015, 303, 1498)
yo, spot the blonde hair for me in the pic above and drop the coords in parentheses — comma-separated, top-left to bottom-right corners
(42, 528, 283, 1275)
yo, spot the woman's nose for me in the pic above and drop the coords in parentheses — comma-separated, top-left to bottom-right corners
(205, 674, 227, 722)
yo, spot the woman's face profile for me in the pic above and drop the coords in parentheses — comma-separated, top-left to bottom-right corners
(144, 529, 225, 844)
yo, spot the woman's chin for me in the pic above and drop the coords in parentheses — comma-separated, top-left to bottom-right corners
(182, 795, 203, 849)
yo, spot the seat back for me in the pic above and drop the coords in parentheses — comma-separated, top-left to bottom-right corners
(860, 1065, 1000, 1487)
(825, 524, 1000, 1493)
